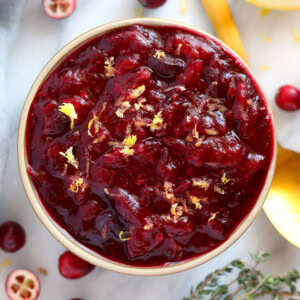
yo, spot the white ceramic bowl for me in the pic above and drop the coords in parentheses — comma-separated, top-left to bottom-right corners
(18, 18, 276, 276)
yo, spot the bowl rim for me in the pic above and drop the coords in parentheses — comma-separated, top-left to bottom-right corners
(18, 17, 277, 276)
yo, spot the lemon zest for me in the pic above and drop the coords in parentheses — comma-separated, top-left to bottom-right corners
(58, 103, 77, 129)
(87, 113, 99, 137)
(104, 57, 116, 77)
(164, 181, 174, 201)
(70, 177, 85, 193)
(171, 203, 184, 216)
(208, 212, 218, 222)
(189, 196, 203, 209)
(116, 101, 131, 118)
(134, 98, 147, 111)
(149, 111, 164, 131)
(221, 172, 234, 184)
(214, 185, 225, 195)
(130, 85, 146, 99)
(192, 125, 199, 139)
(176, 43, 183, 56)
(119, 230, 131, 241)
(120, 135, 137, 156)
(122, 135, 137, 147)
(192, 178, 210, 189)
(59, 147, 79, 169)
(154, 50, 165, 59)
(205, 129, 218, 135)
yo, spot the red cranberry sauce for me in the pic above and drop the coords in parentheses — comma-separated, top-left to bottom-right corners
(26, 25, 274, 266)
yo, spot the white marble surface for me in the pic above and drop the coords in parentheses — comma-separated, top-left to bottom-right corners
(0, 0, 300, 299)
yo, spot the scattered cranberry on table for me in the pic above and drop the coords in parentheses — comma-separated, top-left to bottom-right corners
(275, 85, 300, 111)
(42, 0, 76, 19)
(138, 0, 167, 8)
(59, 251, 95, 279)
(5, 269, 40, 300)
(0, 221, 26, 253)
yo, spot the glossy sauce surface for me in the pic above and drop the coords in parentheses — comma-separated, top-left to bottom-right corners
(26, 25, 274, 266)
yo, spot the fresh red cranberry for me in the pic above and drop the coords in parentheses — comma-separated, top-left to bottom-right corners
(58, 251, 95, 279)
(5, 269, 40, 300)
(275, 85, 300, 111)
(138, 0, 167, 8)
(0, 222, 26, 253)
(42, 0, 76, 19)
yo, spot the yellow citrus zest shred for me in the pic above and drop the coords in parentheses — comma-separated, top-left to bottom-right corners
(149, 111, 164, 131)
(176, 43, 183, 56)
(58, 103, 77, 129)
(221, 172, 234, 184)
(130, 85, 146, 99)
(122, 135, 137, 147)
(120, 135, 137, 156)
(208, 212, 218, 222)
(192, 178, 210, 189)
(171, 203, 184, 216)
(195, 136, 204, 147)
(144, 217, 154, 230)
(192, 125, 199, 139)
(134, 98, 147, 111)
(70, 177, 85, 193)
(214, 185, 225, 195)
(205, 129, 218, 135)
(104, 57, 116, 77)
(189, 196, 203, 209)
(119, 230, 131, 241)
(59, 147, 79, 169)
(116, 101, 131, 118)
(154, 50, 165, 59)
(87, 113, 99, 137)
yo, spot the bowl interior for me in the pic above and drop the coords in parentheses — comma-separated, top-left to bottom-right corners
(18, 18, 277, 276)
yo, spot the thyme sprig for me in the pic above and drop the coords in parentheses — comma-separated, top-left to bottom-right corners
(184, 251, 300, 300)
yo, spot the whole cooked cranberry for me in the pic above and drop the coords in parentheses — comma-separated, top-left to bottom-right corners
(275, 85, 300, 111)
(138, 0, 167, 8)
(148, 55, 185, 79)
(58, 251, 95, 279)
(0, 221, 26, 253)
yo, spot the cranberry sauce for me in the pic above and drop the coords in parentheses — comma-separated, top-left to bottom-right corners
(26, 25, 274, 266)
